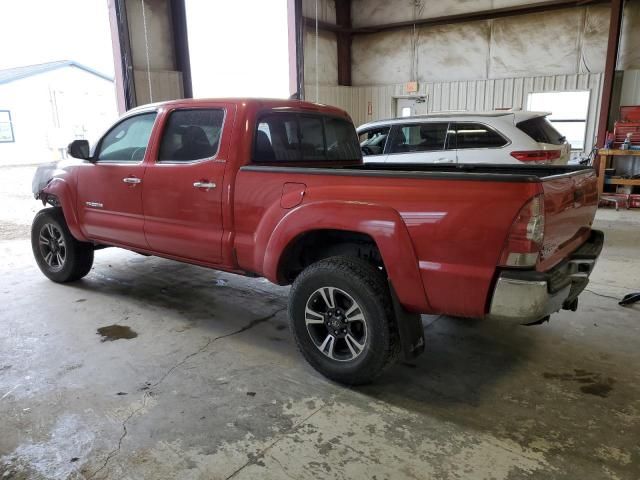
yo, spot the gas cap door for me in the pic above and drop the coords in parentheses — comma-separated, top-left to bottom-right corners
(280, 182, 306, 209)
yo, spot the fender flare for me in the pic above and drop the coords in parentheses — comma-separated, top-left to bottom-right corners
(41, 178, 88, 242)
(261, 201, 431, 313)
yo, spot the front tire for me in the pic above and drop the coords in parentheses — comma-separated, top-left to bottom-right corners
(288, 256, 398, 385)
(31, 208, 94, 283)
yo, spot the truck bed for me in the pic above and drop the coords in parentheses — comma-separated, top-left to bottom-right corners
(239, 161, 597, 314)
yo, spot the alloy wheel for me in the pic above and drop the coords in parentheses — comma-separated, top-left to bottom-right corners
(305, 286, 368, 362)
(38, 223, 66, 272)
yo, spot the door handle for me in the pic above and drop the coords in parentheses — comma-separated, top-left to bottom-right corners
(434, 158, 454, 163)
(193, 181, 216, 190)
(123, 176, 142, 184)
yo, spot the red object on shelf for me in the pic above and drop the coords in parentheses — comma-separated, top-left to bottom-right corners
(620, 106, 640, 122)
(613, 122, 640, 147)
(630, 194, 640, 208)
(613, 105, 640, 148)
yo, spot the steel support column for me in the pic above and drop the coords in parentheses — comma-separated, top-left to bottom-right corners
(288, 0, 304, 98)
(170, 0, 193, 99)
(108, 0, 136, 113)
(596, 0, 624, 148)
(336, 0, 352, 86)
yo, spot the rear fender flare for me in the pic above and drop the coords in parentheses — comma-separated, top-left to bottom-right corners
(262, 201, 431, 313)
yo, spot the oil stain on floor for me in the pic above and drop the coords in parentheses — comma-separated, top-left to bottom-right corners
(97, 324, 138, 342)
(543, 369, 615, 397)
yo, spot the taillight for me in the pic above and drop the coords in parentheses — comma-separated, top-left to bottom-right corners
(499, 194, 545, 267)
(510, 150, 561, 164)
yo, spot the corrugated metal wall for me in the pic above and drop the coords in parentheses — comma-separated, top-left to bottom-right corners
(306, 72, 604, 151)
(621, 69, 640, 106)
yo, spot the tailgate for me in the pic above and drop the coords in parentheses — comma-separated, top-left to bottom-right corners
(538, 169, 598, 271)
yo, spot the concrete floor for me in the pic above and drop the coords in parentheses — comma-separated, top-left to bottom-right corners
(1, 165, 639, 479)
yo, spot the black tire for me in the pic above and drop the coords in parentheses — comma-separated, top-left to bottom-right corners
(288, 256, 398, 385)
(31, 208, 94, 283)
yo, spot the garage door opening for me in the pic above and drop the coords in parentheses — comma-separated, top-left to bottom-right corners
(185, 0, 290, 99)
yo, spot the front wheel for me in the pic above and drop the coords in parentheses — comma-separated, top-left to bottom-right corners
(288, 256, 398, 385)
(31, 208, 94, 283)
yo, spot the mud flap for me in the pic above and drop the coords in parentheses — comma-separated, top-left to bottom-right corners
(389, 282, 425, 361)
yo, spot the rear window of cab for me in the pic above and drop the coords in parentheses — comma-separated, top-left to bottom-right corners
(253, 113, 361, 163)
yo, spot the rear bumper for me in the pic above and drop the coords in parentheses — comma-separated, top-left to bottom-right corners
(487, 229, 604, 324)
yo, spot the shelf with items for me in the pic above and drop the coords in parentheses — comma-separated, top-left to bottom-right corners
(604, 178, 640, 186)
(596, 149, 640, 199)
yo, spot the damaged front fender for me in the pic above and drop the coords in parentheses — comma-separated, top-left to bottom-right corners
(31, 160, 88, 242)
(32, 161, 65, 199)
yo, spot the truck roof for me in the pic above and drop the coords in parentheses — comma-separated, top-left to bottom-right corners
(127, 98, 352, 119)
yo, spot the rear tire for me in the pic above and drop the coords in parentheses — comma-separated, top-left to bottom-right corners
(288, 256, 398, 385)
(31, 208, 94, 283)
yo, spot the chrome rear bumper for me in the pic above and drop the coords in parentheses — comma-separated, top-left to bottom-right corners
(488, 230, 604, 324)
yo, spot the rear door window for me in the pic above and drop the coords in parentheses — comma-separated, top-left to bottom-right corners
(388, 122, 449, 154)
(359, 127, 390, 156)
(517, 117, 565, 145)
(451, 122, 508, 149)
(254, 114, 360, 162)
(158, 109, 224, 162)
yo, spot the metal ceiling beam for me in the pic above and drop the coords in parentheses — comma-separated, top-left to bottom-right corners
(303, 17, 346, 33)
(304, 0, 610, 35)
(596, 0, 624, 148)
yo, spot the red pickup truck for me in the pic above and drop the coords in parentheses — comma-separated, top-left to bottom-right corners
(31, 98, 603, 384)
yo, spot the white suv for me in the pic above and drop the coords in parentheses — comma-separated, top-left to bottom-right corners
(357, 111, 571, 165)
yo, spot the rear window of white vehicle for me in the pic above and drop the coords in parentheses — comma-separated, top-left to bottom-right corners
(517, 117, 565, 145)
(450, 123, 508, 149)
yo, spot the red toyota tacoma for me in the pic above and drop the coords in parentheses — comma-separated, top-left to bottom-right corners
(31, 99, 603, 384)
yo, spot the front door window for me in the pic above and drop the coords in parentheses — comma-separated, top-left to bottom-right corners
(97, 113, 157, 162)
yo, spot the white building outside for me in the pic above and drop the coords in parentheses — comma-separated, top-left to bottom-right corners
(0, 60, 117, 166)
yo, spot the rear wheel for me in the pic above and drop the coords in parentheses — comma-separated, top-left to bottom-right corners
(288, 256, 398, 385)
(31, 208, 94, 283)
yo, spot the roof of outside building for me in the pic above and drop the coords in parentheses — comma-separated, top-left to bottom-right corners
(0, 60, 113, 85)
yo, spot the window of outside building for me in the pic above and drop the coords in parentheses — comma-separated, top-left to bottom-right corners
(0, 110, 15, 143)
(527, 91, 590, 150)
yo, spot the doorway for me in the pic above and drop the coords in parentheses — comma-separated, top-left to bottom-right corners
(396, 96, 427, 118)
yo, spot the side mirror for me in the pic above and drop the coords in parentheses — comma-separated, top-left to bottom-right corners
(67, 139, 91, 160)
